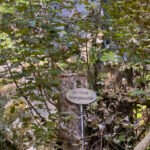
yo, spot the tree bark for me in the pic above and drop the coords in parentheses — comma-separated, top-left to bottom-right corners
(58, 73, 88, 150)
(134, 131, 150, 150)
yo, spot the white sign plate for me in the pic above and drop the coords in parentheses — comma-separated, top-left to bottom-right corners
(66, 88, 97, 105)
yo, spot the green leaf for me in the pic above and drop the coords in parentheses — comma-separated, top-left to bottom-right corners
(100, 51, 117, 62)
(137, 113, 142, 119)
(37, 104, 43, 109)
(47, 121, 55, 131)
(133, 90, 145, 96)
(61, 30, 67, 35)
(64, 115, 74, 122)
(10, 106, 15, 114)
(144, 59, 150, 64)
(118, 135, 126, 141)
(128, 90, 145, 96)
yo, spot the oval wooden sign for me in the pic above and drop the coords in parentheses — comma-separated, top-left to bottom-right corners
(66, 88, 97, 105)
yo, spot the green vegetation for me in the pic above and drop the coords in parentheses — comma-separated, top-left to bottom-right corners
(0, 0, 149, 149)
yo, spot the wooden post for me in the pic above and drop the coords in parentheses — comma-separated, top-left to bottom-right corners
(58, 73, 88, 150)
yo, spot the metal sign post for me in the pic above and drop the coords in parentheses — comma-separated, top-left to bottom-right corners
(80, 104, 84, 150)
(66, 88, 97, 150)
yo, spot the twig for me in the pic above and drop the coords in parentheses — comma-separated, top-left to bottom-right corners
(4, 57, 46, 123)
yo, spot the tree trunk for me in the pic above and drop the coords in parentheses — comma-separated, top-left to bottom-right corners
(58, 73, 88, 150)
(134, 131, 150, 150)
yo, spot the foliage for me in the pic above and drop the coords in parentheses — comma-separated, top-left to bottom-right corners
(0, 0, 149, 150)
